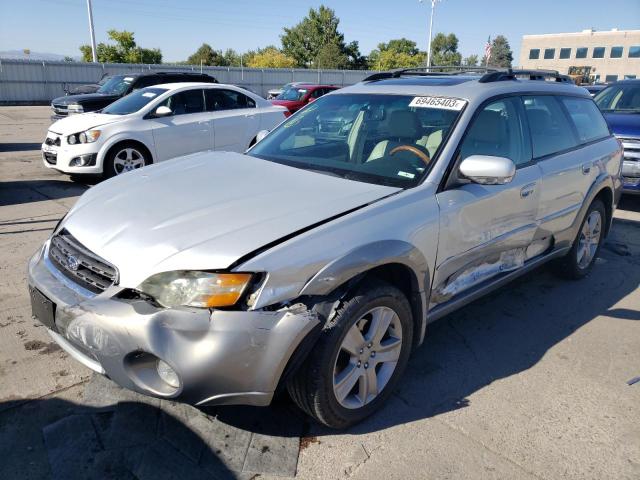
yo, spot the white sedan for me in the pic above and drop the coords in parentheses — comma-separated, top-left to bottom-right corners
(41, 82, 288, 178)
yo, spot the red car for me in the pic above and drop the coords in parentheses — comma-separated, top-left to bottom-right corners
(270, 84, 339, 115)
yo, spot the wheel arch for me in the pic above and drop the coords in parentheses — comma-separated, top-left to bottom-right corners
(99, 137, 154, 171)
(298, 240, 430, 347)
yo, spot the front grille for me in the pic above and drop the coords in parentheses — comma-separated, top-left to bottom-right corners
(45, 136, 61, 147)
(619, 137, 640, 164)
(43, 152, 57, 165)
(48, 230, 117, 294)
(52, 104, 68, 116)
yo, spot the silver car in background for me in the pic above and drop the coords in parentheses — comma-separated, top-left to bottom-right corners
(28, 68, 622, 428)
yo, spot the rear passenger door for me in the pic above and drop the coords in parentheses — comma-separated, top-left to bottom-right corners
(149, 88, 213, 161)
(432, 97, 542, 308)
(523, 95, 598, 237)
(206, 89, 258, 152)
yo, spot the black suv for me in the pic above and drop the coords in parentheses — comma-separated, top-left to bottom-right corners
(50, 71, 218, 121)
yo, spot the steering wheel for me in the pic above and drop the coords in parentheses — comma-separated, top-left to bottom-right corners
(389, 145, 431, 166)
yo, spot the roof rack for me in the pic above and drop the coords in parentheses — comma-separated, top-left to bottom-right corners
(362, 65, 498, 82)
(479, 69, 574, 83)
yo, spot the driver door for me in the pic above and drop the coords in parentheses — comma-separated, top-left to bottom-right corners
(431, 97, 543, 308)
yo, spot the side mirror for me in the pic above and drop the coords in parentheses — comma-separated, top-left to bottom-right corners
(459, 155, 516, 185)
(307, 97, 316, 103)
(154, 106, 173, 118)
(255, 130, 270, 143)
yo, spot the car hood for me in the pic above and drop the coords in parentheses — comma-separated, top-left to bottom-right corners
(603, 112, 640, 138)
(62, 151, 400, 288)
(49, 113, 125, 135)
(52, 93, 119, 106)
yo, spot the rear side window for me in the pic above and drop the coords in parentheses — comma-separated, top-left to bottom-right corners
(205, 89, 256, 111)
(522, 96, 577, 158)
(560, 97, 610, 143)
(460, 98, 530, 166)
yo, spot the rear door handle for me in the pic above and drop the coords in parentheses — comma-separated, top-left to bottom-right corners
(582, 163, 591, 174)
(520, 183, 536, 198)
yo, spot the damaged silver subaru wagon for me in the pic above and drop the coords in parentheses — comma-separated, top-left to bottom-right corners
(29, 68, 622, 428)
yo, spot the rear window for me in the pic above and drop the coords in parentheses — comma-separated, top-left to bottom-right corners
(523, 96, 578, 158)
(560, 97, 610, 143)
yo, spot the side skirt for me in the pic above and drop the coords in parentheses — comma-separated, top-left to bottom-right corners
(426, 247, 571, 324)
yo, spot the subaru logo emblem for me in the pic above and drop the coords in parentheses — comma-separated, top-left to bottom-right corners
(66, 255, 79, 271)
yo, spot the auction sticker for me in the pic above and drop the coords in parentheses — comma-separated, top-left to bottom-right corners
(409, 96, 466, 110)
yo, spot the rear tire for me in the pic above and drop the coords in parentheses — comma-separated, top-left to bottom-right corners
(287, 279, 413, 429)
(103, 142, 150, 179)
(553, 199, 605, 279)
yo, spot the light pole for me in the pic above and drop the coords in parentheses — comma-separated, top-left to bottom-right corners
(421, 0, 441, 68)
(86, 0, 98, 62)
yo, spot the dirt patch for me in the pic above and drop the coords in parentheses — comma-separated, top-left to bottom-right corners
(39, 342, 62, 355)
(24, 340, 47, 350)
(299, 436, 320, 451)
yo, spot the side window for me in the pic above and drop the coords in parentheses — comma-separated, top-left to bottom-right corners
(159, 89, 205, 115)
(522, 96, 578, 158)
(459, 98, 530, 167)
(311, 88, 325, 99)
(560, 97, 610, 143)
(205, 89, 255, 111)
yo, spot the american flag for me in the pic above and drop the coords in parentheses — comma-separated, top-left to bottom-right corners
(484, 36, 492, 64)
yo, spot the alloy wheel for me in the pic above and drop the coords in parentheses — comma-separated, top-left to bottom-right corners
(577, 210, 602, 269)
(113, 148, 145, 175)
(332, 306, 403, 409)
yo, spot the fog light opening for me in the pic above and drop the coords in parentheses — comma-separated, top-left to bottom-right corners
(156, 359, 181, 389)
(69, 153, 97, 167)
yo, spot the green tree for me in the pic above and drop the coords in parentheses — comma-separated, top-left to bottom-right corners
(247, 47, 296, 68)
(222, 49, 242, 67)
(368, 38, 425, 70)
(80, 29, 162, 64)
(430, 33, 462, 66)
(315, 43, 348, 69)
(281, 5, 361, 69)
(463, 54, 479, 66)
(186, 43, 225, 66)
(63, 56, 75, 62)
(484, 35, 513, 67)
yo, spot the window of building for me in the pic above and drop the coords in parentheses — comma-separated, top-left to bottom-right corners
(544, 48, 555, 59)
(593, 47, 606, 58)
(629, 46, 640, 58)
(529, 49, 540, 60)
(610, 46, 624, 58)
(605, 75, 619, 83)
(559, 48, 571, 59)
(576, 47, 588, 59)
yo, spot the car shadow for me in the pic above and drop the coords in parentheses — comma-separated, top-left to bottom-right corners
(0, 398, 240, 480)
(0, 142, 43, 152)
(0, 180, 91, 207)
(619, 194, 640, 213)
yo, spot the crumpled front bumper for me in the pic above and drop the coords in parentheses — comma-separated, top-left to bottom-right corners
(28, 244, 319, 406)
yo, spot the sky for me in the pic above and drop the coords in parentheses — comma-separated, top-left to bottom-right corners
(1, 0, 639, 63)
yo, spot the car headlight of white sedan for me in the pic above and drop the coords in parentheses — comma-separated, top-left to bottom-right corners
(136, 271, 253, 308)
(67, 129, 101, 145)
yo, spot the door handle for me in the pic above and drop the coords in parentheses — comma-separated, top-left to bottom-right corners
(520, 183, 536, 198)
(582, 163, 591, 175)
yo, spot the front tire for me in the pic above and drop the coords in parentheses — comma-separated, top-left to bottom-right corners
(287, 279, 413, 429)
(103, 142, 150, 179)
(554, 199, 605, 279)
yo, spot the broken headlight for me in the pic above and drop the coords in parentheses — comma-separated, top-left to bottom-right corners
(136, 271, 253, 308)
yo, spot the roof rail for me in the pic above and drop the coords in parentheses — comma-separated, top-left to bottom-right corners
(362, 65, 498, 82)
(479, 69, 574, 84)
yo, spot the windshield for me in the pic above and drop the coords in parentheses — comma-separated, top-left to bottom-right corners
(249, 93, 465, 188)
(97, 75, 135, 95)
(277, 87, 308, 101)
(102, 88, 167, 115)
(595, 83, 640, 113)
